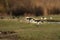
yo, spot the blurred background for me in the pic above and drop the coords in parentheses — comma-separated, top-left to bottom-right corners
(0, 0, 60, 17)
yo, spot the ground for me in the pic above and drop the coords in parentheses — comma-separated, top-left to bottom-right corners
(0, 15, 60, 40)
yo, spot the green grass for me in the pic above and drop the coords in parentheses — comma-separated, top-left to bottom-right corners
(0, 15, 60, 40)
(34, 15, 60, 20)
(0, 20, 60, 40)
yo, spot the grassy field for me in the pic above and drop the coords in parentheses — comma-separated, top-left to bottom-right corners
(0, 15, 60, 40)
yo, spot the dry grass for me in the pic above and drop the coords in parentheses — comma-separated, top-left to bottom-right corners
(0, 15, 60, 40)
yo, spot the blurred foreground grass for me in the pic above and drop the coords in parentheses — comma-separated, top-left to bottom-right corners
(0, 15, 60, 40)
(0, 20, 60, 40)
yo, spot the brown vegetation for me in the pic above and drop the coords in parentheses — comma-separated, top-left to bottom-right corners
(0, 0, 60, 16)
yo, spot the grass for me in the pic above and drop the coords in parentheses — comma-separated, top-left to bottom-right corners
(0, 15, 60, 40)
(31, 15, 60, 21)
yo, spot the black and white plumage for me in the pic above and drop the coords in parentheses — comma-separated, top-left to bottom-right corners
(25, 17, 45, 24)
(26, 17, 33, 21)
(25, 17, 33, 23)
(33, 19, 44, 24)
